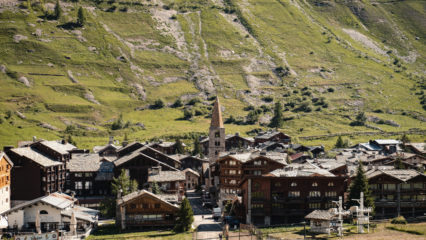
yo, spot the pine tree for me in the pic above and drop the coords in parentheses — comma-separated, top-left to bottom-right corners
(335, 136, 344, 148)
(174, 198, 194, 232)
(192, 137, 202, 156)
(111, 169, 138, 196)
(348, 161, 375, 212)
(175, 139, 184, 154)
(54, 0, 61, 20)
(151, 181, 161, 194)
(269, 101, 283, 128)
(401, 134, 410, 144)
(77, 6, 86, 26)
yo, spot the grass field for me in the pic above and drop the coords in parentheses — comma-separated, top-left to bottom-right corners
(0, 0, 424, 150)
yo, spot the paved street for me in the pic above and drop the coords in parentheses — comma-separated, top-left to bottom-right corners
(187, 190, 222, 240)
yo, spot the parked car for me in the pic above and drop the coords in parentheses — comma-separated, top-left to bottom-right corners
(223, 216, 240, 228)
(213, 207, 222, 221)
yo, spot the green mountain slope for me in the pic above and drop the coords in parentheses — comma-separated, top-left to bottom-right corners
(0, 0, 424, 149)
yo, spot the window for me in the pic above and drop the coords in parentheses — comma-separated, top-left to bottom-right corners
(325, 191, 337, 197)
(370, 184, 378, 190)
(252, 204, 263, 209)
(288, 191, 300, 198)
(75, 173, 83, 178)
(272, 203, 284, 209)
(229, 170, 236, 175)
(385, 194, 394, 200)
(229, 160, 236, 166)
(328, 182, 334, 187)
(309, 191, 321, 197)
(85, 181, 93, 190)
(253, 170, 261, 176)
(215, 132, 220, 138)
(40, 210, 48, 215)
(325, 202, 333, 208)
(401, 183, 411, 190)
(252, 192, 264, 199)
(229, 180, 237, 185)
(85, 173, 93, 177)
(290, 182, 297, 187)
(312, 182, 318, 187)
(254, 161, 262, 166)
(142, 214, 163, 221)
(274, 182, 281, 187)
(402, 195, 411, 200)
(383, 184, 396, 190)
(309, 203, 321, 209)
(75, 182, 83, 190)
(215, 141, 220, 146)
(413, 183, 423, 189)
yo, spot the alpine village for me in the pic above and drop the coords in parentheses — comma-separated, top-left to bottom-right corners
(0, 0, 425, 239)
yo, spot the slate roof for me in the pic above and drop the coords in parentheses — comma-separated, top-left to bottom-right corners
(183, 168, 200, 177)
(366, 169, 422, 182)
(219, 151, 288, 165)
(114, 145, 181, 167)
(61, 205, 99, 223)
(68, 154, 103, 172)
(305, 210, 335, 220)
(117, 190, 179, 209)
(148, 171, 185, 182)
(269, 163, 335, 177)
(93, 144, 119, 154)
(255, 131, 289, 140)
(4, 192, 75, 214)
(10, 147, 62, 167)
(39, 140, 77, 155)
(406, 143, 426, 154)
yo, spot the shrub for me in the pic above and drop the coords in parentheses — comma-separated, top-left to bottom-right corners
(327, 87, 335, 92)
(77, 7, 86, 27)
(152, 99, 165, 109)
(244, 105, 255, 111)
(225, 115, 235, 124)
(262, 96, 274, 102)
(391, 216, 407, 225)
(293, 90, 299, 94)
(172, 99, 183, 108)
(183, 109, 193, 120)
(188, 97, 201, 105)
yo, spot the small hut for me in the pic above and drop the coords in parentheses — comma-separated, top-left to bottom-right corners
(305, 209, 335, 234)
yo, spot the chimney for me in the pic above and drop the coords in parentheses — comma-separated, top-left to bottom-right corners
(235, 132, 239, 136)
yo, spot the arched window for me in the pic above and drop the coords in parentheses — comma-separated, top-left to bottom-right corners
(40, 210, 48, 215)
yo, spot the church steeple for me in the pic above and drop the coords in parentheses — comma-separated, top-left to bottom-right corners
(208, 97, 225, 163)
(211, 97, 224, 128)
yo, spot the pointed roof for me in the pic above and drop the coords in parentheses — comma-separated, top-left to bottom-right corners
(211, 97, 224, 128)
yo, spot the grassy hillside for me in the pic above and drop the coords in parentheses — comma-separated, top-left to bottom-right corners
(0, 0, 424, 150)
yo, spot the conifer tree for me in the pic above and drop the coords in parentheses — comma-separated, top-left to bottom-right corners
(54, 0, 62, 20)
(348, 161, 375, 211)
(174, 198, 194, 232)
(269, 101, 283, 128)
(192, 137, 202, 156)
(151, 181, 161, 194)
(335, 136, 344, 148)
(77, 6, 86, 26)
(400, 134, 410, 144)
(111, 169, 138, 196)
(175, 139, 184, 154)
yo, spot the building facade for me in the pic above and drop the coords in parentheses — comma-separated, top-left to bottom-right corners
(0, 152, 13, 214)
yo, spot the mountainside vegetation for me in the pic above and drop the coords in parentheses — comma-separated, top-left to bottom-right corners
(0, 0, 424, 149)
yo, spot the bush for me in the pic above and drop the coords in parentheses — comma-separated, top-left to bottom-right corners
(262, 96, 274, 102)
(188, 97, 201, 105)
(225, 115, 235, 124)
(327, 87, 335, 92)
(391, 216, 407, 224)
(152, 99, 165, 109)
(172, 99, 183, 108)
(183, 109, 193, 120)
(243, 105, 255, 111)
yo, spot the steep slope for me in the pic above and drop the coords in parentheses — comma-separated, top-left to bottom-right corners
(0, 0, 424, 149)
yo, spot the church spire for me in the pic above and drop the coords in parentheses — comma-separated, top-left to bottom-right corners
(211, 97, 224, 128)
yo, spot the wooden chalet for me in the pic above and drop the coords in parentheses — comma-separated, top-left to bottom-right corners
(254, 131, 291, 145)
(147, 169, 185, 196)
(116, 190, 179, 229)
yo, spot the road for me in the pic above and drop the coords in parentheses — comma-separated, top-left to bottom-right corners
(187, 190, 222, 240)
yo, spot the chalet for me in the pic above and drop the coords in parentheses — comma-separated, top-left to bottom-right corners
(201, 133, 254, 156)
(313, 159, 348, 177)
(254, 131, 291, 145)
(30, 140, 77, 162)
(240, 164, 346, 225)
(67, 154, 115, 207)
(0, 152, 13, 214)
(305, 209, 336, 234)
(3, 192, 98, 234)
(147, 170, 185, 196)
(116, 190, 179, 229)
(217, 151, 287, 195)
(113, 145, 181, 188)
(366, 169, 426, 218)
(93, 137, 119, 157)
(403, 143, 426, 156)
(6, 147, 66, 201)
(183, 168, 200, 190)
(370, 139, 401, 155)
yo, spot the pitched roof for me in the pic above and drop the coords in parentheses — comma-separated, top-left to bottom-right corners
(117, 190, 179, 210)
(10, 147, 62, 167)
(39, 140, 77, 155)
(61, 205, 99, 223)
(305, 209, 335, 220)
(4, 192, 75, 214)
(373, 139, 401, 145)
(0, 152, 13, 167)
(183, 168, 200, 177)
(366, 169, 422, 182)
(269, 163, 335, 177)
(93, 144, 119, 154)
(148, 170, 186, 182)
(211, 97, 224, 128)
(68, 154, 114, 172)
(255, 131, 290, 140)
(219, 151, 288, 165)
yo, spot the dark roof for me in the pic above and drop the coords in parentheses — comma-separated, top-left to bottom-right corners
(117, 190, 179, 210)
(38, 140, 77, 155)
(148, 171, 185, 182)
(255, 131, 290, 140)
(366, 169, 423, 182)
(68, 154, 111, 172)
